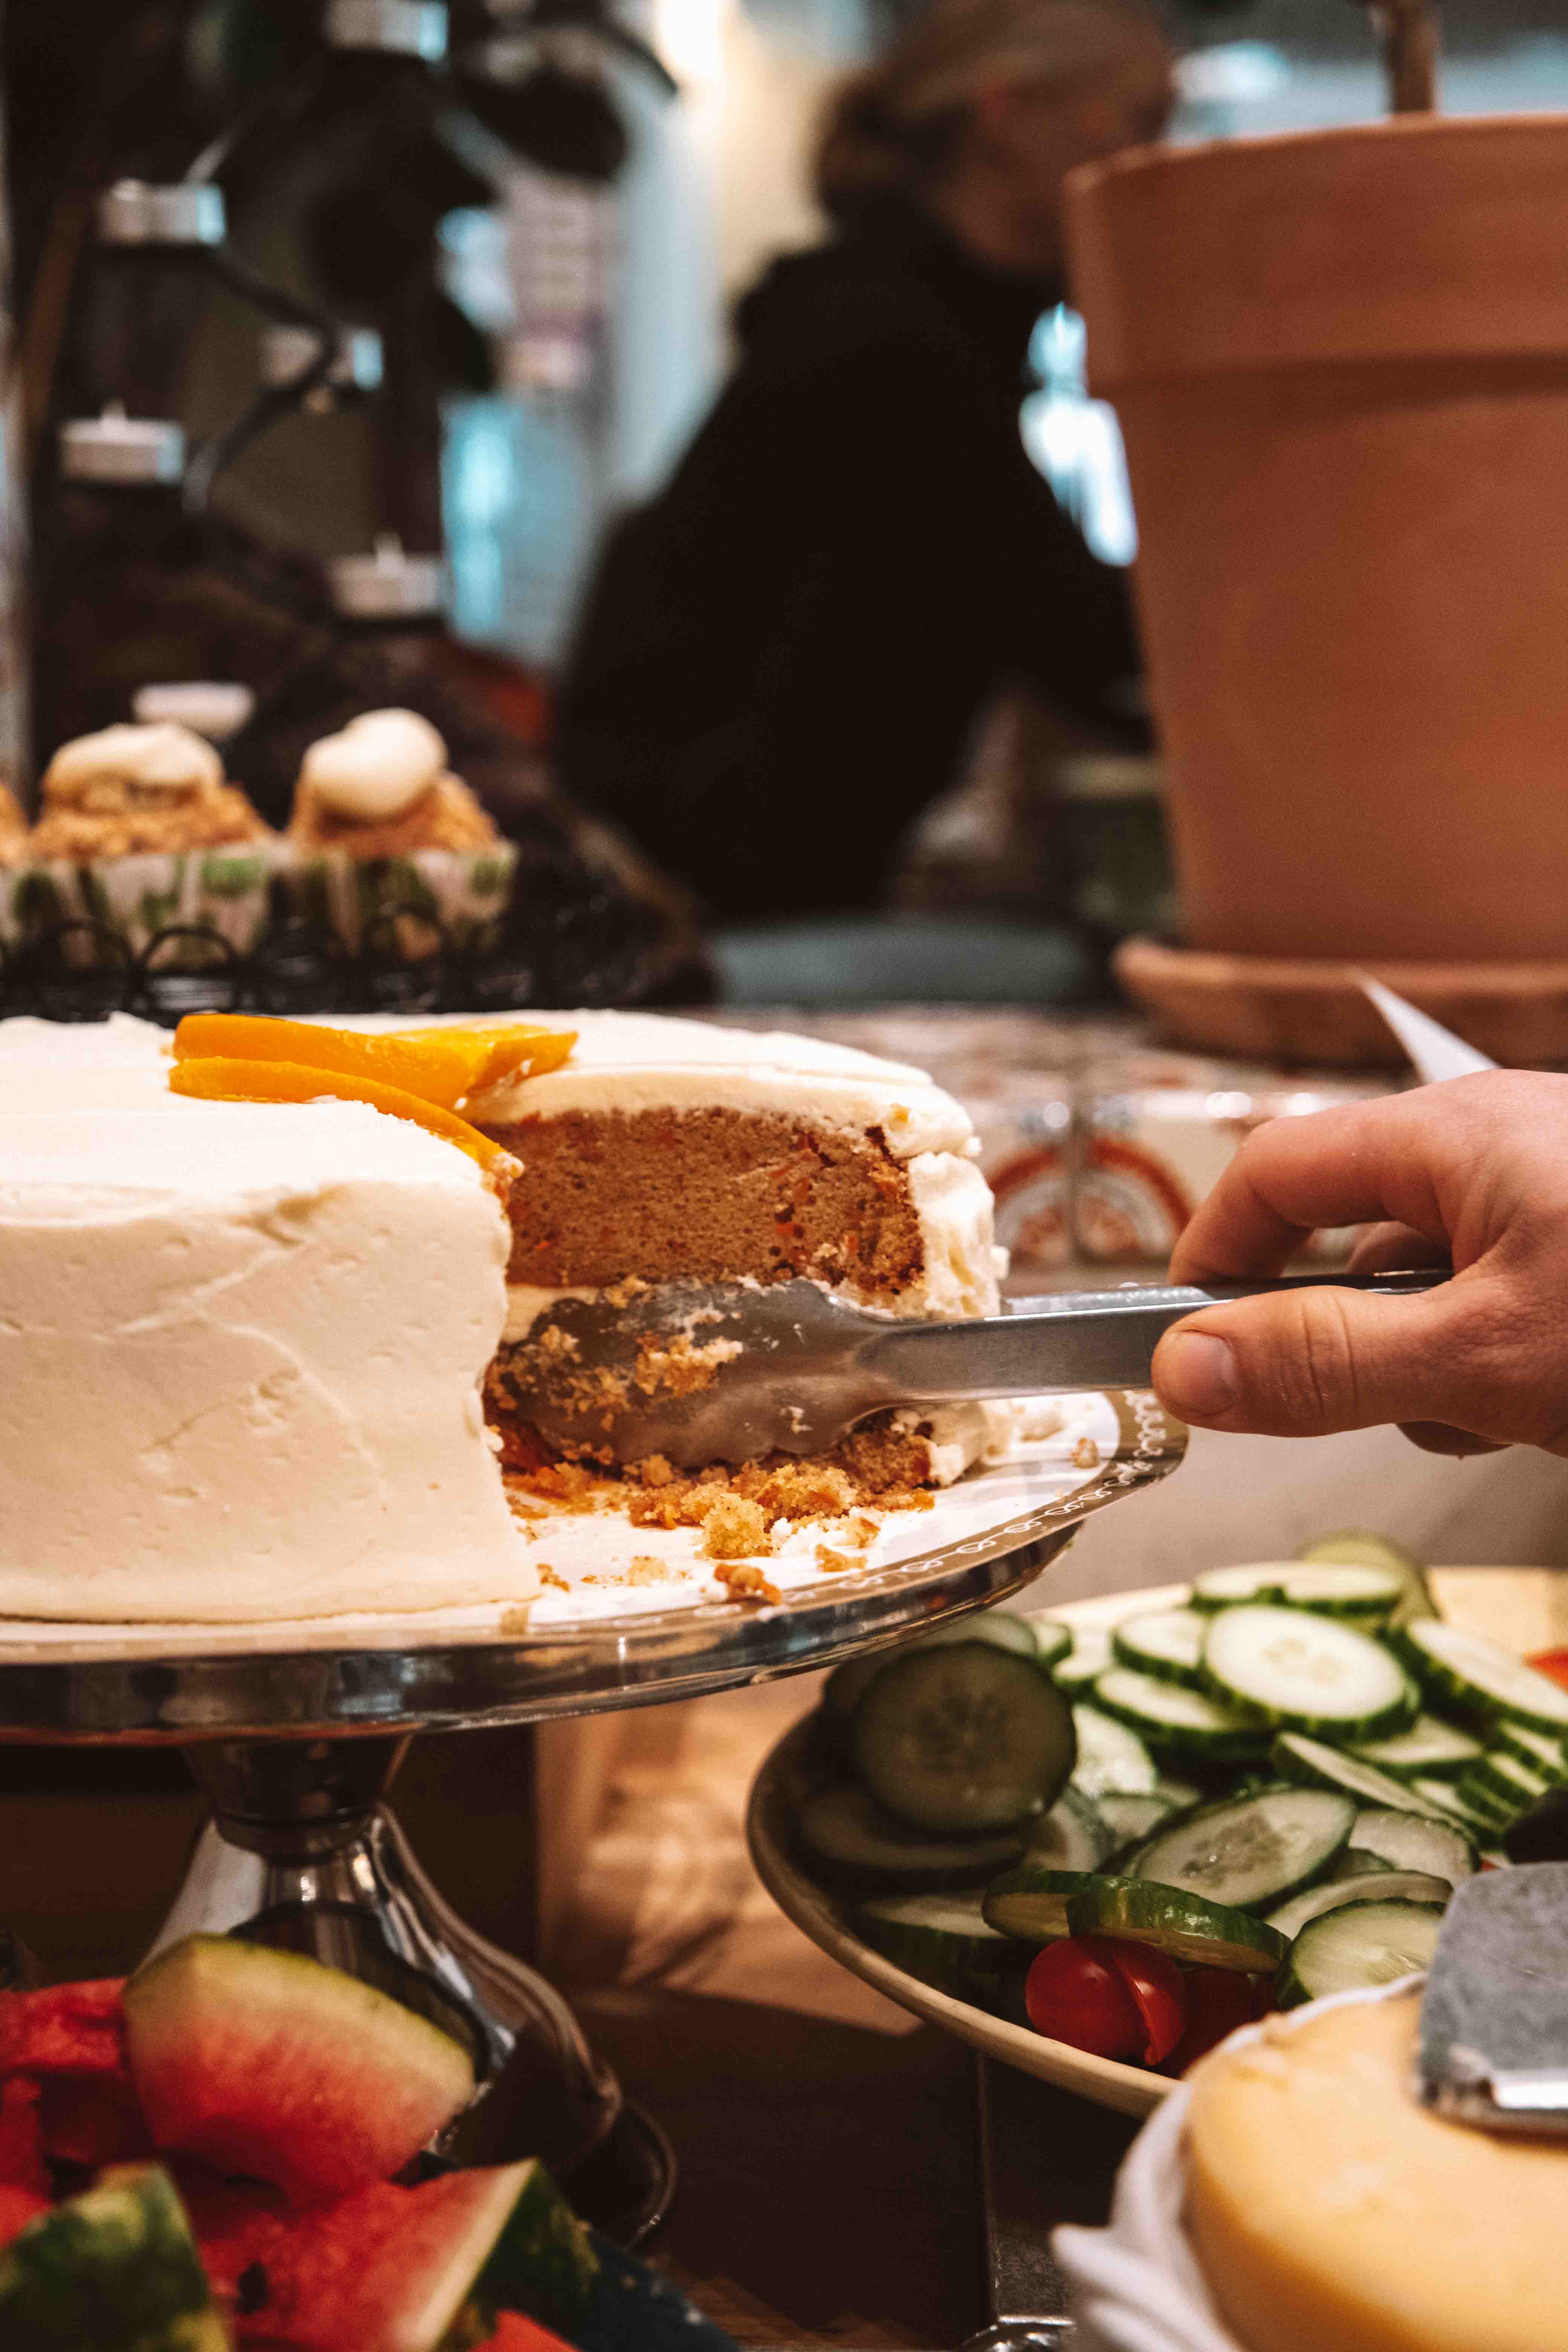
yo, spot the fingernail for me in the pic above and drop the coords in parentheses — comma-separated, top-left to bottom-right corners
(1157, 1332, 1237, 1421)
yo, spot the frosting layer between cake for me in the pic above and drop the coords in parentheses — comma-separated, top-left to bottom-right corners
(0, 1016, 530, 1622)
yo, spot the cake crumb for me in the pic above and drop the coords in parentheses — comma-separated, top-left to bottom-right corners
(697, 1492, 771, 1560)
(632, 1328, 741, 1399)
(1072, 1436, 1101, 1469)
(815, 1544, 858, 1574)
(639, 1453, 676, 1488)
(625, 1554, 685, 1586)
(845, 1513, 879, 1547)
(714, 1560, 782, 1605)
(513, 1459, 600, 1511)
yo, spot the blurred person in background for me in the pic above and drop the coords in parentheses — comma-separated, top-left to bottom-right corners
(555, 0, 1173, 922)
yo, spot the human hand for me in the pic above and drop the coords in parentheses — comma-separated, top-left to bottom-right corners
(1150, 1071, 1568, 1457)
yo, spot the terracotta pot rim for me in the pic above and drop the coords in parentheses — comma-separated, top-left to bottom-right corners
(1067, 110, 1568, 386)
(1118, 935, 1568, 994)
(1071, 107, 1568, 196)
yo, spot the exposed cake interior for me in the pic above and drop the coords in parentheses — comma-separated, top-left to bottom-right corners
(449, 1011, 1009, 1495)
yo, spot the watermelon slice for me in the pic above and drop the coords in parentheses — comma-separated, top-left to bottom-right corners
(479, 2315, 577, 2352)
(186, 2157, 592, 2352)
(0, 2186, 48, 2246)
(123, 1936, 475, 2204)
(0, 1979, 126, 2078)
(0, 2162, 228, 2350)
(38, 2069, 152, 2171)
(0, 2081, 47, 2196)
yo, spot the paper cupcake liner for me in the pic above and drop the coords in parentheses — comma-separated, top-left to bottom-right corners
(0, 845, 284, 959)
(285, 842, 518, 956)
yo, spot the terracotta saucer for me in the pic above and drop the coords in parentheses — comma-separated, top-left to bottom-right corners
(1115, 934, 1568, 1067)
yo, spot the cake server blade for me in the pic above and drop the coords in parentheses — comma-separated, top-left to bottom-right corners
(1419, 1864, 1568, 2134)
(498, 1267, 1447, 1470)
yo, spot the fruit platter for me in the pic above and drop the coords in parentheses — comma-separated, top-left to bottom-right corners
(747, 1541, 1568, 2118)
(0, 1928, 737, 2352)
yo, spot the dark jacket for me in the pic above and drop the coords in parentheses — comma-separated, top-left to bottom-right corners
(555, 201, 1143, 919)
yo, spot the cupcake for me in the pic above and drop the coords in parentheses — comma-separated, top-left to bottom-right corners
(285, 707, 517, 954)
(25, 722, 279, 953)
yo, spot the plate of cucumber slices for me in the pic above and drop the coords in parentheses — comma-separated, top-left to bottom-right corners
(746, 1542, 1568, 2118)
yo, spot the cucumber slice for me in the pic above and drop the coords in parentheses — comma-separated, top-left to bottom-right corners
(1454, 1761, 1535, 1828)
(1277, 1897, 1445, 2007)
(1155, 1772, 1205, 1809)
(1333, 1847, 1397, 1879)
(856, 1889, 1019, 1994)
(983, 1866, 1099, 1944)
(1271, 1731, 1447, 1818)
(1266, 1869, 1453, 1941)
(1465, 1751, 1553, 1819)
(1202, 1606, 1415, 1740)
(1389, 1619, 1568, 1737)
(795, 1783, 1025, 1891)
(1408, 1774, 1508, 1839)
(853, 1645, 1075, 1835)
(1050, 1626, 1112, 1693)
(1093, 1667, 1263, 1760)
(1193, 1561, 1402, 1621)
(1095, 1793, 1176, 1851)
(1024, 1785, 1116, 1871)
(1491, 1719, 1568, 1780)
(1349, 1714, 1484, 1781)
(1064, 1877, 1287, 1974)
(1070, 1704, 1158, 1797)
(825, 1609, 1040, 1719)
(1299, 1528, 1436, 1623)
(1349, 1806, 1475, 1885)
(1026, 1620, 1073, 1674)
(1111, 1607, 1208, 1688)
(1123, 1785, 1355, 1911)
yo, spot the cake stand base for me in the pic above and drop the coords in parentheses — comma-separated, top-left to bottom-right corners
(153, 1736, 675, 2246)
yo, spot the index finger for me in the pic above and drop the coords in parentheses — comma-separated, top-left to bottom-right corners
(1168, 1093, 1448, 1281)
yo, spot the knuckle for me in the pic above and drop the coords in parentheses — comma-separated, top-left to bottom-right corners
(1232, 1294, 1356, 1432)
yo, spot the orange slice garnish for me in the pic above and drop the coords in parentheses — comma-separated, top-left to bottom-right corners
(171, 1014, 574, 1110)
(169, 1057, 520, 1180)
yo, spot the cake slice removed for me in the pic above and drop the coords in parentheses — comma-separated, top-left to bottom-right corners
(460, 1012, 1016, 1501)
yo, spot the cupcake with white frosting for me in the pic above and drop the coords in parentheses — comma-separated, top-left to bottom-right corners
(22, 722, 279, 953)
(285, 707, 516, 954)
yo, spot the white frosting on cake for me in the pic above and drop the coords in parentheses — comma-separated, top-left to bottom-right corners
(0, 1016, 531, 1623)
(459, 1010, 978, 1164)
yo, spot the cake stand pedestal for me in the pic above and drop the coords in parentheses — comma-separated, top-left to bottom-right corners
(0, 1394, 1183, 2249)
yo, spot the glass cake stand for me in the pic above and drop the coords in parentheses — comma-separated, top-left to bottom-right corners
(0, 1395, 1183, 2246)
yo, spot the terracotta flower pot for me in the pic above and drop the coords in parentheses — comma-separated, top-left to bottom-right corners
(1066, 116, 1568, 963)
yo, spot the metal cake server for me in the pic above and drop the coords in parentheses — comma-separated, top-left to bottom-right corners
(502, 1267, 1447, 1469)
(1419, 1864, 1568, 2133)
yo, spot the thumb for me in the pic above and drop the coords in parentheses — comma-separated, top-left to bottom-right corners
(1150, 1285, 1470, 1439)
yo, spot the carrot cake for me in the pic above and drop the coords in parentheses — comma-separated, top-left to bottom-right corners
(0, 1009, 1027, 1623)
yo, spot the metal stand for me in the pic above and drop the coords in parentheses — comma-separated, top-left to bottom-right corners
(0, 1397, 1182, 2258)
(155, 1736, 675, 2244)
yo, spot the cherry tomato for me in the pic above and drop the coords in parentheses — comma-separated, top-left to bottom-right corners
(1159, 1965, 1271, 2076)
(1527, 1648, 1568, 1694)
(1096, 1940, 1188, 2066)
(1024, 1936, 1189, 2064)
(1024, 1938, 1143, 2059)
